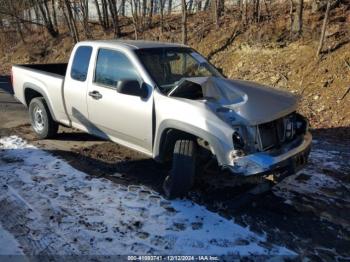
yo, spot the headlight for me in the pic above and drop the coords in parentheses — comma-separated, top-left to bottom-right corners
(295, 113, 309, 135)
(232, 126, 245, 150)
(285, 117, 295, 140)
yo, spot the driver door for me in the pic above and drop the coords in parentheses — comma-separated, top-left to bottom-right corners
(87, 48, 153, 155)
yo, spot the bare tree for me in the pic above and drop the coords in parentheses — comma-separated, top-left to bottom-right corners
(51, 0, 58, 28)
(188, 0, 194, 13)
(168, 0, 173, 14)
(253, 0, 260, 22)
(131, 0, 142, 39)
(181, 0, 187, 44)
(94, 0, 107, 30)
(63, 0, 79, 43)
(108, 0, 121, 38)
(196, 0, 202, 12)
(79, 0, 92, 39)
(296, 0, 304, 36)
(142, 0, 147, 17)
(4, 0, 26, 43)
(242, 0, 248, 25)
(292, 0, 304, 37)
(212, 0, 219, 28)
(160, 0, 165, 34)
(120, 0, 126, 16)
(289, 0, 294, 38)
(34, 0, 59, 37)
(148, 0, 154, 28)
(204, 0, 210, 10)
(316, 0, 331, 57)
(101, 0, 110, 28)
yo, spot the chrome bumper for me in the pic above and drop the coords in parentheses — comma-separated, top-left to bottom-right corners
(224, 132, 312, 176)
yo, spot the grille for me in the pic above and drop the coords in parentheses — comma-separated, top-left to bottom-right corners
(258, 121, 279, 151)
(257, 116, 292, 151)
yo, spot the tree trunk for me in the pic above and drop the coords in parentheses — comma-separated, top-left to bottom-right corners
(142, 0, 147, 17)
(130, 0, 139, 39)
(252, 0, 260, 22)
(219, 0, 225, 16)
(64, 0, 80, 43)
(51, 0, 58, 28)
(168, 0, 173, 14)
(5, 0, 26, 43)
(108, 0, 121, 38)
(197, 0, 202, 12)
(148, 0, 154, 28)
(292, 0, 303, 37)
(80, 0, 92, 39)
(212, 0, 219, 28)
(94, 0, 106, 30)
(101, 0, 110, 28)
(59, 1, 73, 37)
(316, 0, 331, 57)
(296, 0, 303, 36)
(289, 0, 294, 38)
(160, 0, 165, 34)
(37, 0, 59, 37)
(204, 0, 210, 11)
(242, 0, 248, 25)
(188, 0, 193, 13)
(181, 0, 187, 44)
(120, 0, 126, 16)
(263, 0, 270, 20)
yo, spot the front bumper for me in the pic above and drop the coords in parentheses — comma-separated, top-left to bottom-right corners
(224, 132, 312, 176)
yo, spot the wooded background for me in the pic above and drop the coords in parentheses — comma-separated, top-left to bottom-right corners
(0, 0, 345, 56)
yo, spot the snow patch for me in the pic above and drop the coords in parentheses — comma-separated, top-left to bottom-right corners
(0, 136, 295, 256)
(0, 224, 24, 255)
(273, 140, 346, 204)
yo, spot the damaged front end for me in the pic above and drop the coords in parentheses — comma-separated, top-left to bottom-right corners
(168, 77, 312, 177)
(226, 114, 312, 177)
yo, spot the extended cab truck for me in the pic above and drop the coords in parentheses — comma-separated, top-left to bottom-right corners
(12, 40, 312, 199)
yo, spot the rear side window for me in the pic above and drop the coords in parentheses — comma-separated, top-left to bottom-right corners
(71, 46, 93, 81)
(94, 49, 139, 87)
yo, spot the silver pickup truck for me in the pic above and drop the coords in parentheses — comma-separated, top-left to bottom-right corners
(12, 40, 312, 198)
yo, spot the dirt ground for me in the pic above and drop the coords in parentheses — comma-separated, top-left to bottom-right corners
(0, 77, 349, 260)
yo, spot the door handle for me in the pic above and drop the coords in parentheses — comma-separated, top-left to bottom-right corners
(88, 91, 103, 100)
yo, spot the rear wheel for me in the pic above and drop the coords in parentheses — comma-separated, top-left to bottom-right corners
(163, 140, 197, 199)
(29, 97, 58, 139)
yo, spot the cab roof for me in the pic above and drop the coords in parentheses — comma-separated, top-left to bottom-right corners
(79, 40, 187, 50)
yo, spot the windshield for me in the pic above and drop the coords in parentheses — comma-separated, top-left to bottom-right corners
(135, 47, 222, 94)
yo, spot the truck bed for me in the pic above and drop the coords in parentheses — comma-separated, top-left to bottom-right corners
(19, 63, 68, 77)
(12, 63, 70, 126)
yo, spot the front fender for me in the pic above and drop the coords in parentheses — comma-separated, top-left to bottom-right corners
(153, 119, 232, 165)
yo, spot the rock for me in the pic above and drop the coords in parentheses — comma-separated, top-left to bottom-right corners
(313, 95, 320, 100)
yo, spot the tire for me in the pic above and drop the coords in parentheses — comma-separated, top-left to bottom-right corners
(163, 140, 197, 199)
(29, 97, 58, 139)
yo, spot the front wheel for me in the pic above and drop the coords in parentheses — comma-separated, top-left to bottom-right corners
(29, 97, 58, 139)
(163, 140, 197, 199)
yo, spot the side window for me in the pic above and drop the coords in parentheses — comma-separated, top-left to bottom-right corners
(71, 46, 93, 82)
(94, 49, 140, 87)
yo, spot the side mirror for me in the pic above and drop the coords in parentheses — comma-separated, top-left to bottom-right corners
(116, 80, 148, 98)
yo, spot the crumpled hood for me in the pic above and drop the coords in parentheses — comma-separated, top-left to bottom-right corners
(169, 77, 298, 125)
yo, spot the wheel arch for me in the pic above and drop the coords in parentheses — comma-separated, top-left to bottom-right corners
(157, 128, 197, 162)
(154, 120, 228, 165)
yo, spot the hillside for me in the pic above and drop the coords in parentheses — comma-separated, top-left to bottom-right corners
(1, 2, 349, 132)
